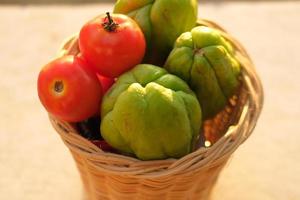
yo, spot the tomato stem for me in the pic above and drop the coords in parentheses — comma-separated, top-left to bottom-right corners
(102, 12, 118, 32)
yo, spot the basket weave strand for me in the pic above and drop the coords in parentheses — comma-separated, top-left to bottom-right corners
(49, 19, 263, 200)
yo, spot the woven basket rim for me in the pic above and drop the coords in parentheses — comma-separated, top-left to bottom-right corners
(49, 18, 264, 178)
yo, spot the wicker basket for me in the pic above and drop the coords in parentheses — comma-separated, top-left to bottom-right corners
(49, 19, 263, 200)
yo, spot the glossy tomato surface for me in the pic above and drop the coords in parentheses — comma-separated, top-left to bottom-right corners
(79, 13, 146, 78)
(37, 55, 103, 122)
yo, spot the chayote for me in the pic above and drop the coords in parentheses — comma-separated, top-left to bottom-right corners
(101, 64, 202, 160)
(164, 26, 241, 119)
(113, 0, 198, 65)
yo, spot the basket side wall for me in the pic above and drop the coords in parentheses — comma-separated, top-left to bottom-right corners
(70, 150, 227, 200)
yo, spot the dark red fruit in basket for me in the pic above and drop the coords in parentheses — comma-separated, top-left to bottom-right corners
(79, 12, 146, 78)
(37, 55, 103, 122)
(92, 140, 116, 152)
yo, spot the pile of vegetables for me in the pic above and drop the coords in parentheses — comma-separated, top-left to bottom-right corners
(37, 0, 241, 160)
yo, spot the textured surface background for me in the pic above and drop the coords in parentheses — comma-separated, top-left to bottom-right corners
(0, 2, 300, 200)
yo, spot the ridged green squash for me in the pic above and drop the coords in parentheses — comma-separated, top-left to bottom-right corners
(164, 26, 241, 119)
(101, 64, 202, 160)
(114, 0, 198, 65)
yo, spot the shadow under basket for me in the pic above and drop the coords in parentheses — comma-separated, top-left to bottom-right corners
(49, 19, 264, 200)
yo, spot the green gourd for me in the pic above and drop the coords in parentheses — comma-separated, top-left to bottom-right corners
(114, 0, 198, 65)
(101, 64, 202, 160)
(164, 26, 241, 119)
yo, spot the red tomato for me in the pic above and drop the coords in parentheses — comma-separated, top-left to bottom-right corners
(97, 74, 115, 94)
(79, 12, 146, 78)
(37, 55, 103, 122)
(77, 53, 115, 93)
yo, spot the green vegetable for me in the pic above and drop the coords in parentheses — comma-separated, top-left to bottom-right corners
(164, 26, 241, 119)
(101, 64, 202, 160)
(114, 0, 198, 65)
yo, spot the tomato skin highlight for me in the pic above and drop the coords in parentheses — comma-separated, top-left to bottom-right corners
(79, 13, 146, 78)
(37, 56, 103, 122)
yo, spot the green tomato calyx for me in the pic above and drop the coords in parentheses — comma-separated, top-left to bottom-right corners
(102, 12, 119, 32)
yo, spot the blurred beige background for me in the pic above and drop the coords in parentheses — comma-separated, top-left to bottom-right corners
(0, 0, 292, 4)
(0, 1, 300, 200)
